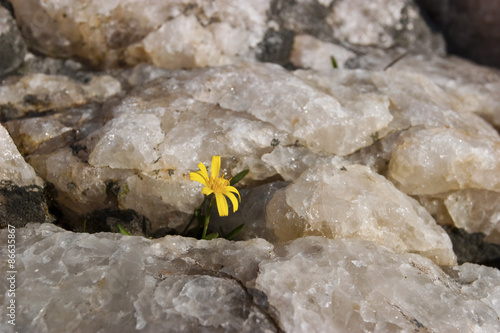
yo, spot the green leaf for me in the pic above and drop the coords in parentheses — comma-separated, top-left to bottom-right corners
(330, 56, 338, 69)
(117, 223, 131, 236)
(230, 169, 249, 186)
(224, 224, 245, 240)
(203, 232, 219, 240)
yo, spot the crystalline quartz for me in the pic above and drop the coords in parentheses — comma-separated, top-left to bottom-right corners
(9, 0, 270, 69)
(290, 34, 356, 70)
(0, 124, 42, 187)
(256, 236, 500, 333)
(182, 62, 393, 156)
(0, 223, 278, 333)
(266, 164, 456, 266)
(1, 223, 499, 333)
(444, 189, 500, 244)
(88, 113, 165, 170)
(393, 55, 500, 129)
(0, 73, 121, 120)
(388, 128, 500, 195)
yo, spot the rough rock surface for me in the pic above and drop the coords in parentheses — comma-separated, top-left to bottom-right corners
(0, 73, 121, 121)
(266, 164, 456, 265)
(8, 0, 443, 70)
(2, 56, 500, 249)
(0, 123, 51, 227)
(1, 1, 500, 331)
(0, 5, 26, 76)
(1, 224, 500, 333)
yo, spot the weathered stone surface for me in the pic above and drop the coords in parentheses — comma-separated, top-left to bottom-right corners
(388, 128, 500, 195)
(0, 123, 42, 187)
(0, 6, 26, 76)
(387, 127, 500, 241)
(0, 124, 51, 228)
(266, 164, 456, 266)
(256, 236, 500, 333)
(290, 34, 356, 70)
(0, 73, 121, 121)
(3, 56, 499, 241)
(0, 223, 280, 333)
(1, 223, 499, 333)
(392, 55, 500, 129)
(2, 1, 500, 331)
(444, 189, 500, 245)
(8, 0, 444, 70)
(4, 62, 397, 234)
(8, 0, 270, 69)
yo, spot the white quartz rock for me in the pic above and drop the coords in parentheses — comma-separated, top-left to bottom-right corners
(9, 0, 269, 69)
(388, 128, 500, 195)
(266, 163, 456, 266)
(2, 224, 499, 333)
(0, 223, 278, 333)
(0, 73, 121, 118)
(0, 124, 43, 187)
(185, 62, 393, 155)
(290, 34, 356, 70)
(295, 65, 499, 139)
(444, 189, 500, 244)
(330, 0, 429, 48)
(262, 145, 348, 181)
(256, 236, 500, 333)
(393, 55, 500, 129)
(88, 113, 164, 170)
(4, 117, 73, 155)
(452, 263, 500, 319)
(28, 148, 134, 215)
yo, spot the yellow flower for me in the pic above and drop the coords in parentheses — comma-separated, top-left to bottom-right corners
(189, 155, 241, 216)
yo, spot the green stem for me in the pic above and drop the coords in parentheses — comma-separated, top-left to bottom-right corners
(182, 196, 207, 235)
(202, 197, 215, 239)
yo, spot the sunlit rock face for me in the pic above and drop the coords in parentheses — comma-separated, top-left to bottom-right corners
(0, 124, 42, 188)
(3, 55, 500, 243)
(4, 61, 397, 234)
(2, 0, 500, 332)
(293, 56, 500, 240)
(387, 128, 500, 243)
(266, 164, 456, 266)
(1, 224, 499, 333)
(388, 128, 500, 195)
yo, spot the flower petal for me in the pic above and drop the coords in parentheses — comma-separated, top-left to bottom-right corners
(215, 192, 228, 216)
(210, 155, 221, 180)
(223, 191, 239, 213)
(198, 162, 209, 181)
(190, 170, 209, 186)
(225, 185, 241, 201)
(201, 186, 214, 196)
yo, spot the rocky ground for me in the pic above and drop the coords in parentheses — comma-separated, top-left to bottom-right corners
(1, 0, 500, 332)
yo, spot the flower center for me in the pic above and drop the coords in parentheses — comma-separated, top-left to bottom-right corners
(209, 176, 229, 193)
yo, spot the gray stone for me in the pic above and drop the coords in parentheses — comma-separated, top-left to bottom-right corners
(0, 6, 26, 77)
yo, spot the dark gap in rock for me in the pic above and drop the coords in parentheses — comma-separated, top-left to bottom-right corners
(0, 180, 53, 228)
(442, 225, 500, 269)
